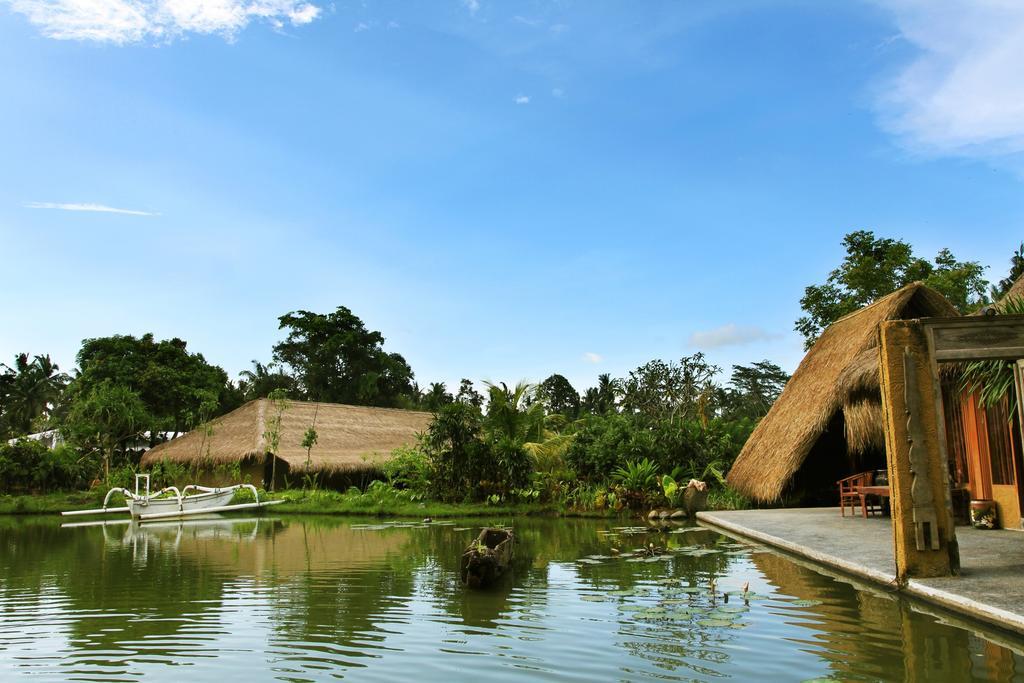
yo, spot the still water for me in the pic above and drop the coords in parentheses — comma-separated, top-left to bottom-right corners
(1, 515, 1022, 682)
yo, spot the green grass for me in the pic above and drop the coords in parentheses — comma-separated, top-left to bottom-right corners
(0, 486, 749, 518)
(0, 489, 622, 518)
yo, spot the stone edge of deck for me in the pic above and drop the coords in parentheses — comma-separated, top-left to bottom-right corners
(697, 510, 1024, 638)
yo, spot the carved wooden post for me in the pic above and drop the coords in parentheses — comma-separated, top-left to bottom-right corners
(878, 320, 959, 580)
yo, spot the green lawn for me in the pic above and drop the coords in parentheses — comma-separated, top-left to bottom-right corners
(0, 489, 622, 518)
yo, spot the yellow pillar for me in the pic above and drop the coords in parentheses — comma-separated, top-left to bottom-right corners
(878, 320, 959, 580)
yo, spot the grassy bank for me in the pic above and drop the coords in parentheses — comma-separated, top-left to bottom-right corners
(0, 489, 625, 518)
(0, 486, 747, 518)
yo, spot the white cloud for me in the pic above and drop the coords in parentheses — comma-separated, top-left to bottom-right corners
(872, 1, 1024, 156)
(24, 201, 158, 216)
(6, 0, 322, 43)
(687, 324, 778, 349)
(514, 94, 530, 105)
(353, 21, 369, 32)
(551, 87, 565, 98)
(461, 0, 479, 16)
(582, 352, 603, 364)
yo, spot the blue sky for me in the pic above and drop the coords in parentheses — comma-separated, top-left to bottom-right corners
(0, 0, 1021, 393)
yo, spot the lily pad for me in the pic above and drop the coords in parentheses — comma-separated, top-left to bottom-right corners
(707, 610, 742, 621)
(618, 604, 646, 612)
(581, 595, 608, 602)
(715, 605, 749, 614)
(608, 589, 638, 597)
(697, 618, 734, 628)
(663, 609, 695, 621)
(578, 558, 603, 565)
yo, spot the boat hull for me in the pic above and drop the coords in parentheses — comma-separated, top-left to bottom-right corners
(129, 489, 236, 518)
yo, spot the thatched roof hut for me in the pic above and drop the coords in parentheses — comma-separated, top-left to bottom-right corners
(727, 282, 959, 502)
(140, 399, 432, 482)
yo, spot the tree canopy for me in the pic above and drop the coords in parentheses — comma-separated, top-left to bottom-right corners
(620, 354, 721, 423)
(719, 360, 790, 420)
(272, 306, 415, 407)
(538, 374, 580, 419)
(990, 242, 1024, 301)
(0, 353, 69, 439)
(795, 230, 989, 348)
(66, 334, 235, 436)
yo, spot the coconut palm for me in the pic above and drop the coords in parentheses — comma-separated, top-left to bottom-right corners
(0, 353, 69, 436)
(238, 360, 295, 401)
(483, 381, 575, 467)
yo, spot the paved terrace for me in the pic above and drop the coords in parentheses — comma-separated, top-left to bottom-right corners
(698, 507, 1024, 637)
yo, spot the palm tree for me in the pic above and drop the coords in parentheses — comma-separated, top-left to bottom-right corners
(594, 373, 621, 414)
(483, 381, 574, 468)
(1, 354, 69, 436)
(238, 360, 295, 401)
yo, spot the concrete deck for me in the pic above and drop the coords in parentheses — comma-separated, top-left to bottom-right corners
(698, 507, 1024, 638)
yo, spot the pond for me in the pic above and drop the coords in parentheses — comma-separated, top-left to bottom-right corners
(1, 515, 1022, 682)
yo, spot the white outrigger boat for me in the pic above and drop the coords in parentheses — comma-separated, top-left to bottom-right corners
(61, 474, 283, 522)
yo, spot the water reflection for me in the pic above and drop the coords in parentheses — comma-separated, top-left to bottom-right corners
(0, 515, 1022, 682)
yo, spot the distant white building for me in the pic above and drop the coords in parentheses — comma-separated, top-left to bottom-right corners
(7, 430, 180, 450)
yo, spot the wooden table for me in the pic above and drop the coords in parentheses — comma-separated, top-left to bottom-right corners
(858, 485, 891, 517)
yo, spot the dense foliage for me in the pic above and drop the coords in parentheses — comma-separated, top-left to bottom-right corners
(273, 306, 415, 407)
(66, 334, 239, 437)
(0, 440, 97, 493)
(796, 230, 989, 348)
(0, 354, 69, 440)
(2, 236, 1018, 501)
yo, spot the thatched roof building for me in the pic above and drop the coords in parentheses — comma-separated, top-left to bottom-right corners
(140, 399, 431, 484)
(727, 282, 959, 503)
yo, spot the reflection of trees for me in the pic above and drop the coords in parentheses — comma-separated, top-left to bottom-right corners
(0, 517, 236, 663)
(6, 515, 1020, 682)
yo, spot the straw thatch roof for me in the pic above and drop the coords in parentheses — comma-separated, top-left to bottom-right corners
(140, 399, 432, 472)
(1003, 273, 1024, 303)
(727, 282, 959, 502)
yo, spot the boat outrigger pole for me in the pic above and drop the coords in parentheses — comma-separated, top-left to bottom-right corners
(61, 474, 283, 520)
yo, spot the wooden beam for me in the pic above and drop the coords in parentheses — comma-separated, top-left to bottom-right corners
(923, 315, 1024, 362)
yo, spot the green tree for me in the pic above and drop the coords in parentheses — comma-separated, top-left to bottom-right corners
(273, 306, 415, 406)
(796, 231, 988, 348)
(0, 353, 69, 438)
(455, 378, 484, 408)
(483, 381, 546, 445)
(66, 334, 233, 439)
(537, 374, 580, 419)
(581, 373, 621, 415)
(990, 242, 1024, 301)
(301, 403, 319, 472)
(423, 381, 454, 412)
(620, 354, 721, 423)
(263, 388, 289, 491)
(63, 381, 150, 483)
(238, 360, 296, 401)
(720, 360, 790, 420)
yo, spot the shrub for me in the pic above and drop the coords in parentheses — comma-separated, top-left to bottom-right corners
(0, 440, 98, 493)
(611, 457, 660, 508)
(382, 444, 433, 497)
